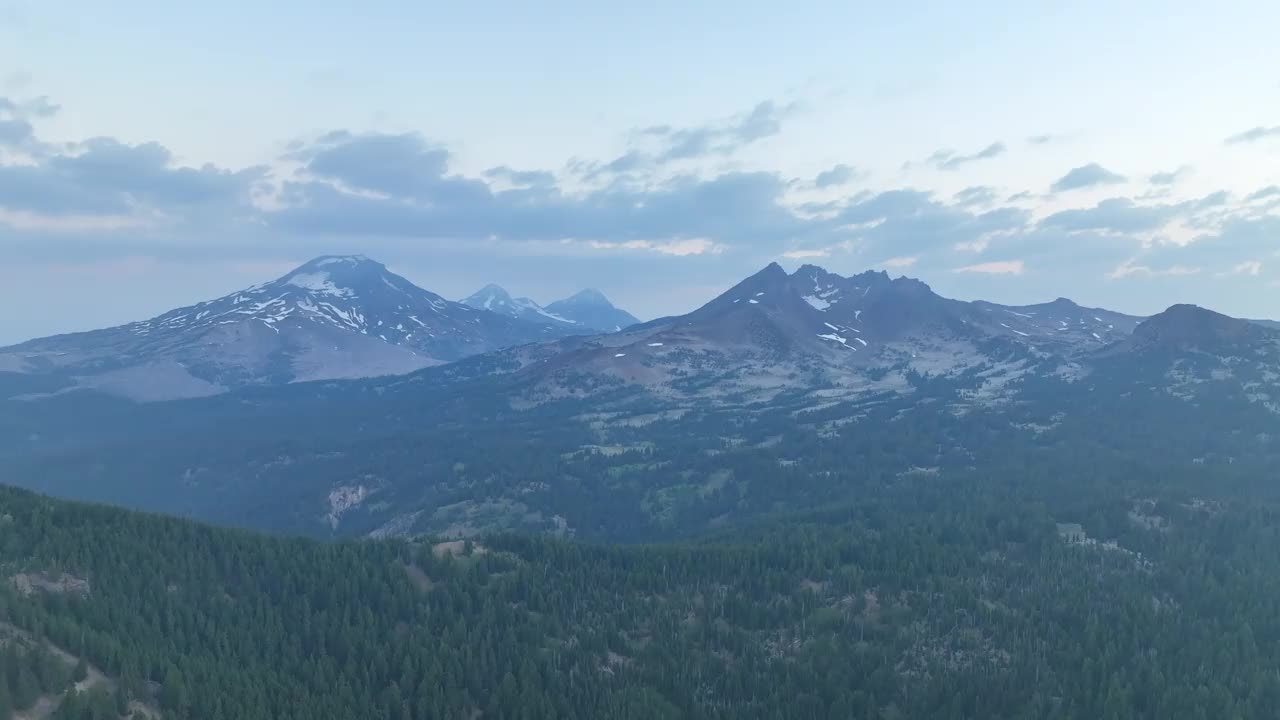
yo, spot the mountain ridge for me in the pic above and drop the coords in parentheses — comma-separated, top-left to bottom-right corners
(459, 283, 639, 333)
(0, 255, 580, 401)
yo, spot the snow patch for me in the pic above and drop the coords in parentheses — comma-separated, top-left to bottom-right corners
(287, 272, 354, 297)
(802, 295, 831, 311)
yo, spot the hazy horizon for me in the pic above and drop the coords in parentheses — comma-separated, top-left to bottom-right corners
(2, 0, 1278, 344)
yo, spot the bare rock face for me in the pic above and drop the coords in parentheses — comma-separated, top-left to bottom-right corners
(10, 571, 91, 597)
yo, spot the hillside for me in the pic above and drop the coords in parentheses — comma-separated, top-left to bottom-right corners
(1, 265, 1276, 541)
(2, 483, 1280, 719)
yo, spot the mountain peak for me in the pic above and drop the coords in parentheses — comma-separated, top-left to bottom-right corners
(760, 261, 787, 278)
(545, 288, 639, 332)
(294, 255, 381, 272)
(1133, 304, 1255, 348)
(461, 284, 515, 312)
(562, 288, 613, 306)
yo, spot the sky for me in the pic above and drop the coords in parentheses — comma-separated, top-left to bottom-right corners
(1, 0, 1278, 345)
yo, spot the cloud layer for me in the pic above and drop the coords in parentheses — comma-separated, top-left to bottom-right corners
(1051, 163, 1128, 192)
(2, 92, 1278, 327)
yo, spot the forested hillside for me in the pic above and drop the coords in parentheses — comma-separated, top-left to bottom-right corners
(2, 476, 1280, 719)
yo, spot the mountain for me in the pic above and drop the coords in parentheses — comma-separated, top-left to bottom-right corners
(460, 284, 583, 330)
(6, 480, 1280, 719)
(543, 288, 640, 332)
(4, 262, 1278, 544)
(0, 256, 577, 401)
(462, 284, 639, 334)
(1130, 304, 1262, 350)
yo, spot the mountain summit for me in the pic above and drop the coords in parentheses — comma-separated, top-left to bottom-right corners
(464, 284, 640, 333)
(0, 256, 576, 401)
(1132, 304, 1259, 349)
(544, 289, 640, 332)
(460, 285, 582, 330)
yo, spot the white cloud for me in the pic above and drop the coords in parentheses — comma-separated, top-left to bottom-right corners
(581, 237, 723, 256)
(1216, 260, 1262, 278)
(1108, 260, 1201, 279)
(881, 256, 918, 268)
(953, 260, 1024, 275)
(781, 249, 829, 259)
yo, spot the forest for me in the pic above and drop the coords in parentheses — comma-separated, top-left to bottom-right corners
(2, 462, 1280, 719)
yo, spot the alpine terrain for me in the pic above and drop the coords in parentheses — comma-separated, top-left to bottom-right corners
(0, 256, 595, 401)
(460, 284, 638, 334)
(2, 262, 1276, 543)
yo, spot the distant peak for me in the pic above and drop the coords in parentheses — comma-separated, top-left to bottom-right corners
(1134, 304, 1253, 347)
(468, 283, 512, 299)
(297, 254, 380, 270)
(562, 288, 613, 306)
(745, 262, 789, 284)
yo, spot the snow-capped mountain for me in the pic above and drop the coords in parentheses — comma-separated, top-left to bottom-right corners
(462, 284, 639, 333)
(514, 262, 1142, 387)
(787, 264, 1141, 349)
(0, 256, 574, 400)
(460, 285, 583, 331)
(6, 260, 1279, 541)
(544, 289, 641, 332)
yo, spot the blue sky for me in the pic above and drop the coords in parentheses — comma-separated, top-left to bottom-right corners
(1, 0, 1278, 344)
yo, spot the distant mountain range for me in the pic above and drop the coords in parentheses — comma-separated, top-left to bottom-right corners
(2, 259, 1277, 541)
(460, 284, 639, 333)
(0, 256, 638, 401)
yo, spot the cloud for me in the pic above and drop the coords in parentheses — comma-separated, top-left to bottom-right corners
(8, 91, 1276, 312)
(583, 100, 796, 178)
(483, 166, 557, 188)
(0, 95, 60, 152)
(781, 249, 831, 259)
(1026, 134, 1059, 145)
(271, 129, 1050, 270)
(292, 131, 487, 205)
(1108, 214, 1280, 280)
(830, 189, 1030, 256)
(953, 260, 1024, 275)
(1219, 260, 1262, 277)
(1246, 186, 1279, 202)
(1109, 261, 1201, 279)
(0, 115, 266, 219)
(274, 132, 815, 252)
(881, 256, 918, 268)
(925, 141, 1006, 171)
(814, 163, 858, 188)
(1, 70, 32, 91)
(953, 185, 998, 208)
(1050, 163, 1127, 192)
(0, 117, 33, 147)
(578, 238, 723, 256)
(1149, 166, 1191, 186)
(1040, 198, 1182, 234)
(1224, 126, 1280, 145)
